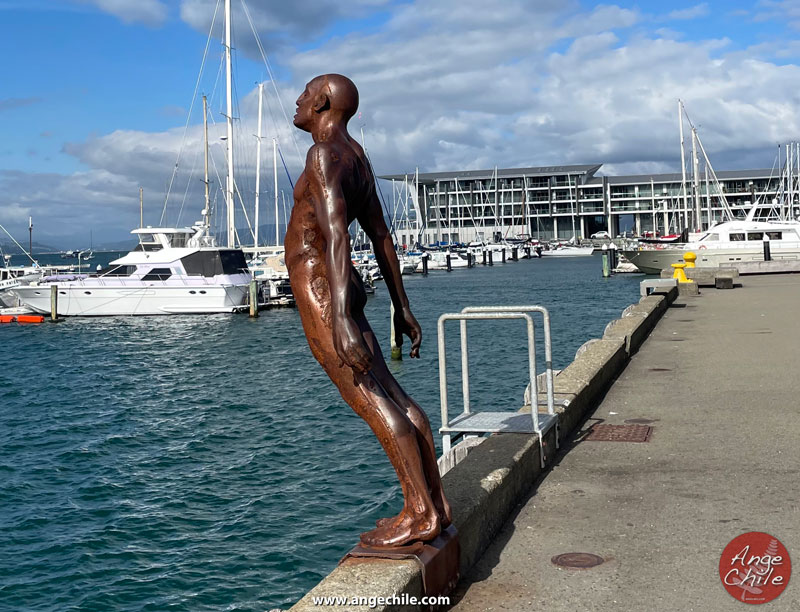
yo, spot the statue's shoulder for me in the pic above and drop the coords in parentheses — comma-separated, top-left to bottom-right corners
(306, 141, 349, 178)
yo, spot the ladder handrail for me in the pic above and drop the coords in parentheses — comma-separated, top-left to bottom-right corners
(460, 305, 554, 417)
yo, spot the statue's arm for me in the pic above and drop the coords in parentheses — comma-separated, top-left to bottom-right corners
(358, 188, 422, 358)
(308, 145, 373, 372)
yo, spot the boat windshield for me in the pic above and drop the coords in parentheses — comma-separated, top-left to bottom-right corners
(181, 250, 248, 277)
(134, 234, 162, 252)
(169, 233, 190, 248)
(95, 264, 136, 277)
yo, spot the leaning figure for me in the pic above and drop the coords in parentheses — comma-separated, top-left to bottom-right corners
(284, 74, 452, 547)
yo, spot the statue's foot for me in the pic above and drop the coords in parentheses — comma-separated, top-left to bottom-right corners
(362, 511, 440, 548)
(376, 495, 452, 530)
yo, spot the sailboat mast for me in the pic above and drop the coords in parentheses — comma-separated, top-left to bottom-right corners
(704, 161, 711, 226)
(569, 174, 576, 239)
(224, 0, 235, 247)
(203, 95, 211, 231)
(273, 138, 279, 246)
(254, 83, 263, 248)
(691, 126, 701, 231)
(678, 99, 688, 230)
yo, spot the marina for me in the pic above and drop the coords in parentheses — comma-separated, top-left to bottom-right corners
(0, 257, 642, 611)
(4, 1, 800, 610)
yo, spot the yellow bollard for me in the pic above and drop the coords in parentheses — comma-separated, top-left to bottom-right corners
(671, 262, 689, 283)
(683, 252, 697, 268)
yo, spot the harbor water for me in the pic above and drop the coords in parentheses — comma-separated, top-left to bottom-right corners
(0, 256, 641, 611)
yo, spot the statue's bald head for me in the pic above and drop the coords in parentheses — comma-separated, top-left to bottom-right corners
(311, 74, 359, 122)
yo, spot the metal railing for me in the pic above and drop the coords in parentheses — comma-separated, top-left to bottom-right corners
(437, 305, 558, 468)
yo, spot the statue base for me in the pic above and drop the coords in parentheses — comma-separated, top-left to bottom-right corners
(341, 525, 460, 602)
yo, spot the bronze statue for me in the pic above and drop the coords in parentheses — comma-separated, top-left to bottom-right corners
(285, 74, 452, 548)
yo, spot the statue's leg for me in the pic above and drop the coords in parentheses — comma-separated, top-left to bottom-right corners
(293, 279, 440, 547)
(360, 324, 453, 528)
(345, 368, 442, 547)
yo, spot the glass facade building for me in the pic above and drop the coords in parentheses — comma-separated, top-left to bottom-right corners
(380, 165, 784, 246)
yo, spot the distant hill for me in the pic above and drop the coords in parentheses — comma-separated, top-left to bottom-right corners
(0, 240, 60, 255)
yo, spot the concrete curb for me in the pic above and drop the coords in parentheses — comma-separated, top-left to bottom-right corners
(289, 290, 678, 611)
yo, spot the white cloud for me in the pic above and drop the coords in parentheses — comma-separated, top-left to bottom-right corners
(667, 3, 710, 21)
(755, 0, 800, 29)
(0, 200, 32, 224)
(75, 0, 168, 26)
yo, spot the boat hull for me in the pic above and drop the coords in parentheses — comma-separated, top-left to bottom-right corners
(540, 246, 595, 257)
(12, 283, 249, 316)
(622, 246, 800, 274)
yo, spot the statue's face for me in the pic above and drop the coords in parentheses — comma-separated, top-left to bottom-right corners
(293, 79, 322, 132)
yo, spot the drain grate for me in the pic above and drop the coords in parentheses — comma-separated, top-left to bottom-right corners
(551, 552, 605, 569)
(585, 424, 652, 442)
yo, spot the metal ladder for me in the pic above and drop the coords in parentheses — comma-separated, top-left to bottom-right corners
(437, 305, 559, 468)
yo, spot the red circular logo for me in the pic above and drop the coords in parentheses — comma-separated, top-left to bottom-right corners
(719, 532, 791, 604)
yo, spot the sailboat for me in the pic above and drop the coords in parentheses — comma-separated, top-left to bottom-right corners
(13, 0, 252, 316)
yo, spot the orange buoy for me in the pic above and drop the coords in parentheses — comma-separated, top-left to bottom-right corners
(16, 315, 45, 324)
(0, 315, 16, 323)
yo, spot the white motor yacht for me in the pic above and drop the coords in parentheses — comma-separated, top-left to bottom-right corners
(12, 224, 251, 316)
(539, 245, 595, 257)
(417, 250, 470, 271)
(0, 262, 42, 308)
(622, 219, 800, 274)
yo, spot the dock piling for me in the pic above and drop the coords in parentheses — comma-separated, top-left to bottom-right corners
(249, 279, 259, 317)
(512, 247, 518, 261)
(50, 285, 58, 321)
(601, 244, 610, 278)
(446, 253, 452, 272)
(422, 253, 429, 276)
(390, 302, 402, 360)
(482, 249, 487, 265)
(763, 236, 772, 261)
(488, 250, 493, 266)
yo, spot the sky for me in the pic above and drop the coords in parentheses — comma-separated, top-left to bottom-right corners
(2, 0, 800, 249)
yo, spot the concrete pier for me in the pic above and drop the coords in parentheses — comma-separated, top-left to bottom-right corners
(287, 275, 800, 611)
(450, 274, 800, 611)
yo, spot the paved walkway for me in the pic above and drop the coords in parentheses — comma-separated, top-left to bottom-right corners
(450, 275, 800, 611)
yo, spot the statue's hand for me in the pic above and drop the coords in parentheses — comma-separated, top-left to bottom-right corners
(333, 317, 373, 373)
(393, 306, 422, 358)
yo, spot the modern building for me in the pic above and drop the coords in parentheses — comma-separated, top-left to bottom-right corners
(379, 165, 787, 247)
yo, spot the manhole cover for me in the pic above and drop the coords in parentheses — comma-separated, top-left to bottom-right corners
(585, 424, 652, 442)
(551, 552, 605, 569)
(624, 418, 658, 425)
(648, 367, 672, 372)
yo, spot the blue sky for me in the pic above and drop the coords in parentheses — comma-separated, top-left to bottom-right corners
(2, 0, 800, 248)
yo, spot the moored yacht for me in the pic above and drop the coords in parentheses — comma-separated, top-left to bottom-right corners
(12, 224, 251, 316)
(622, 218, 800, 274)
(0, 260, 42, 308)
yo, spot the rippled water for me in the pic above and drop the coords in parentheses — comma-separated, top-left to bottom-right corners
(0, 256, 641, 610)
